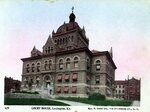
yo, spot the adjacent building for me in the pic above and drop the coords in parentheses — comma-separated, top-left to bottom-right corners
(21, 9, 117, 98)
(4, 77, 21, 93)
(115, 80, 126, 99)
(115, 77, 140, 100)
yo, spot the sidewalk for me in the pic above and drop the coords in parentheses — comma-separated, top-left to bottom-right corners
(131, 101, 140, 106)
(49, 98, 93, 106)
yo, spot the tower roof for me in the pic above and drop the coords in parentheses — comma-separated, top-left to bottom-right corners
(53, 7, 79, 36)
(69, 6, 76, 22)
(55, 22, 80, 34)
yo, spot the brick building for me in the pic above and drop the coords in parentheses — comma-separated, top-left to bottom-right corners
(21, 9, 117, 98)
(115, 77, 140, 100)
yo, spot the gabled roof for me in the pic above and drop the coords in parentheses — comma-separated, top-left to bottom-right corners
(31, 46, 42, 57)
(44, 35, 55, 47)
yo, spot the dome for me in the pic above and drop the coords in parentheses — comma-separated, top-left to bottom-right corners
(55, 22, 80, 34)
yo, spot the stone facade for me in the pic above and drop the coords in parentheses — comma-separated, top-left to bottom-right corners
(21, 10, 116, 98)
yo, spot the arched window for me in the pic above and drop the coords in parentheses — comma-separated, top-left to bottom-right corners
(63, 38, 65, 44)
(49, 60, 52, 70)
(31, 63, 35, 72)
(74, 57, 79, 68)
(37, 63, 40, 72)
(71, 36, 74, 42)
(55, 40, 57, 44)
(45, 76, 50, 80)
(68, 36, 71, 42)
(66, 37, 68, 43)
(66, 58, 71, 70)
(119, 90, 121, 94)
(26, 64, 30, 73)
(95, 60, 101, 71)
(59, 59, 63, 70)
(44, 61, 48, 70)
(60, 39, 62, 45)
(58, 39, 60, 45)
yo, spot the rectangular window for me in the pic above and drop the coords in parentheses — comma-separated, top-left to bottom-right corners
(32, 67, 34, 72)
(66, 63, 70, 70)
(72, 86, 77, 93)
(74, 62, 78, 68)
(72, 73, 78, 82)
(64, 86, 69, 93)
(57, 75, 62, 82)
(95, 75, 100, 84)
(64, 75, 70, 82)
(59, 64, 63, 70)
(116, 90, 117, 94)
(96, 65, 100, 70)
(56, 87, 61, 93)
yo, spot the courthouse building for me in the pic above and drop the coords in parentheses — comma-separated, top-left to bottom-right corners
(21, 9, 117, 98)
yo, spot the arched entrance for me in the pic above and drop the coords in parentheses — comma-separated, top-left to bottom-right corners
(43, 75, 54, 95)
(45, 76, 51, 88)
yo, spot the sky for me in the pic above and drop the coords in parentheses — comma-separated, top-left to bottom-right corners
(0, 0, 150, 81)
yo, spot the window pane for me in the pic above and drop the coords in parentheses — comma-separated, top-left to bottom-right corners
(66, 63, 70, 69)
(74, 62, 78, 68)
(59, 64, 63, 70)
